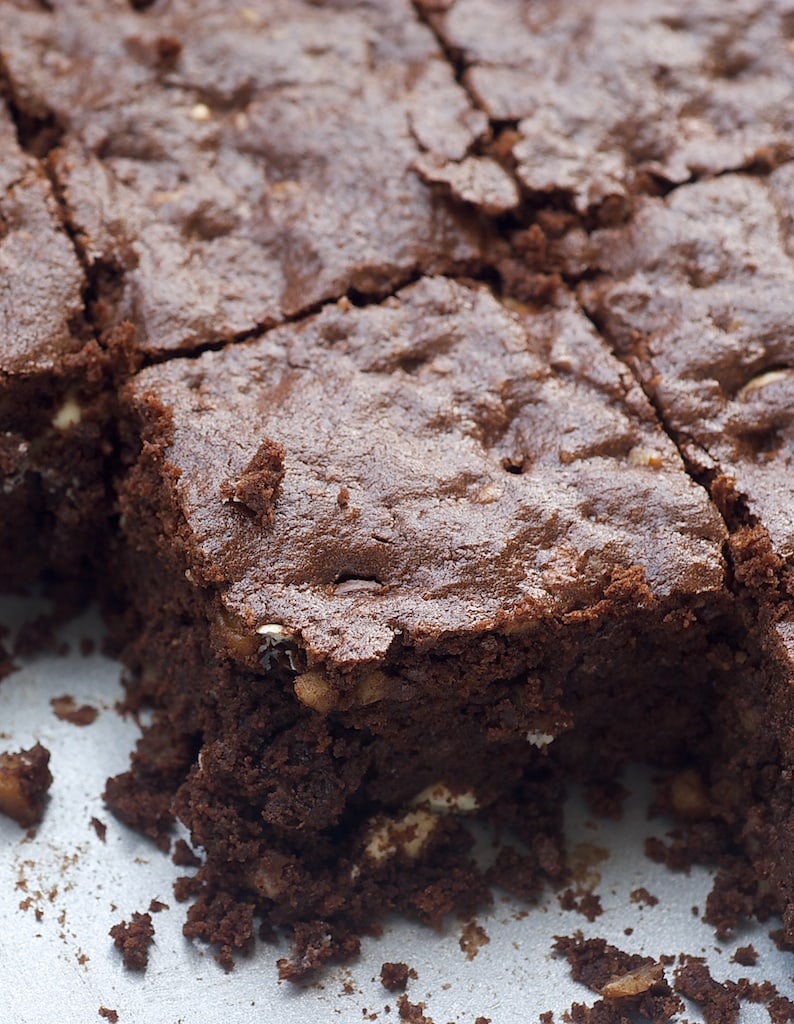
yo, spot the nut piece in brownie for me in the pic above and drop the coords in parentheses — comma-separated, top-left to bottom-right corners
(110, 276, 748, 971)
(581, 170, 794, 942)
(0, 103, 109, 594)
(421, 0, 794, 214)
(1, 0, 496, 359)
(0, 743, 53, 828)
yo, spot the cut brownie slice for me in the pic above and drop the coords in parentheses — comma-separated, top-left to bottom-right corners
(581, 169, 794, 941)
(421, 0, 794, 213)
(109, 276, 753, 970)
(0, 102, 109, 594)
(1, 0, 495, 359)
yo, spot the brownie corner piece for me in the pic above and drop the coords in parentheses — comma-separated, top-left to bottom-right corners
(109, 275, 743, 967)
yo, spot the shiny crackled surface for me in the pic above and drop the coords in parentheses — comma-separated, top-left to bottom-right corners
(128, 276, 726, 667)
(422, 0, 794, 211)
(0, 0, 492, 357)
(582, 170, 794, 562)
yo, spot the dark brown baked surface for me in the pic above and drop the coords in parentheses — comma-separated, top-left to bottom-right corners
(582, 172, 794, 561)
(0, 0, 497, 358)
(124, 276, 726, 671)
(421, 0, 794, 213)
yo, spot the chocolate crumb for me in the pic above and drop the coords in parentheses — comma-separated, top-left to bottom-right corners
(219, 439, 285, 527)
(673, 959, 739, 1024)
(459, 919, 490, 960)
(51, 694, 98, 726)
(171, 838, 202, 867)
(731, 944, 758, 967)
(90, 816, 107, 841)
(148, 898, 169, 913)
(768, 995, 794, 1024)
(559, 889, 603, 921)
(109, 912, 155, 971)
(395, 995, 433, 1024)
(630, 887, 659, 908)
(380, 962, 416, 993)
(98, 1009, 118, 1022)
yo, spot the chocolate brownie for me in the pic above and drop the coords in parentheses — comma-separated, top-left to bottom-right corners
(421, 0, 794, 213)
(0, 101, 110, 593)
(106, 275, 761, 971)
(0, 0, 494, 359)
(581, 171, 794, 942)
(2, 0, 794, 986)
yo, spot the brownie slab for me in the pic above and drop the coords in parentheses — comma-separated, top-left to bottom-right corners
(581, 170, 794, 942)
(0, 103, 108, 593)
(422, 0, 794, 212)
(1, 0, 495, 359)
(108, 276, 757, 971)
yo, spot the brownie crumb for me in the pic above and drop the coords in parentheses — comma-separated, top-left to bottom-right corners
(768, 995, 794, 1024)
(558, 890, 603, 921)
(98, 1009, 118, 1022)
(459, 920, 490, 960)
(540, 1013, 554, 1024)
(51, 694, 98, 726)
(731, 944, 758, 967)
(148, 898, 169, 913)
(629, 887, 659, 908)
(474, 1018, 491, 1024)
(0, 743, 53, 827)
(90, 816, 107, 841)
(673, 958, 739, 1024)
(171, 838, 202, 868)
(553, 933, 682, 1023)
(219, 439, 285, 527)
(380, 962, 416, 993)
(396, 995, 433, 1024)
(109, 912, 155, 971)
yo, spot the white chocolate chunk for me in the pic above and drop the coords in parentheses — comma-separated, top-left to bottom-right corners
(737, 368, 794, 399)
(52, 397, 82, 430)
(627, 447, 663, 469)
(526, 730, 555, 749)
(191, 102, 212, 122)
(364, 809, 439, 863)
(256, 623, 295, 643)
(410, 782, 479, 814)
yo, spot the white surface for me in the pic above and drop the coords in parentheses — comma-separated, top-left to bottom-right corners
(0, 602, 791, 1024)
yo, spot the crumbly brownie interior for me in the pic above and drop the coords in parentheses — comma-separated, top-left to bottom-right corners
(2, 0, 794, 980)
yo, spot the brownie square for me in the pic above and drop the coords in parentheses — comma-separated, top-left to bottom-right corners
(108, 276, 751, 970)
(0, 103, 109, 593)
(1, 0, 499, 359)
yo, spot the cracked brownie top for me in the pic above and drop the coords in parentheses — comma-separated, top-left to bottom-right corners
(125, 277, 726, 670)
(0, 103, 84, 380)
(582, 170, 794, 563)
(421, 0, 794, 213)
(1, 0, 496, 358)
